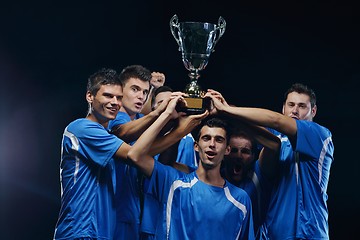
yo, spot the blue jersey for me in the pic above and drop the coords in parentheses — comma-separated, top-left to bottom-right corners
(53, 119, 123, 240)
(108, 111, 144, 133)
(176, 133, 198, 168)
(262, 120, 334, 239)
(237, 161, 273, 239)
(108, 111, 144, 240)
(140, 134, 197, 237)
(149, 161, 255, 240)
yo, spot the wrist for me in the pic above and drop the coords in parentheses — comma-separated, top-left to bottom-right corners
(149, 109, 160, 118)
(158, 111, 173, 124)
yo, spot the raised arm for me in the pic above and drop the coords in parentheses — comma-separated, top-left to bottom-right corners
(141, 71, 166, 115)
(127, 96, 180, 176)
(149, 111, 207, 156)
(206, 89, 298, 140)
(151, 112, 207, 173)
(111, 97, 168, 143)
(112, 102, 207, 173)
(128, 96, 208, 177)
(237, 121, 281, 179)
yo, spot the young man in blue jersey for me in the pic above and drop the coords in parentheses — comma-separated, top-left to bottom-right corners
(140, 85, 199, 239)
(207, 83, 334, 240)
(128, 114, 255, 239)
(108, 65, 180, 240)
(106, 64, 153, 240)
(53, 68, 128, 239)
(221, 124, 280, 239)
(53, 68, 205, 239)
(151, 85, 198, 168)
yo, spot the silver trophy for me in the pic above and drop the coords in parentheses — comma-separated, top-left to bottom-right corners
(170, 14, 226, 114)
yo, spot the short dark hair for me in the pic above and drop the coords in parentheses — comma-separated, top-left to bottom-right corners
(154, 85, 174, 98)
(87, 68, 120, 95)
(195, 117, 231, 143)
(284, 83, 317, 108)
(119, 64, 152, 86)
(151, 85, 174, 109)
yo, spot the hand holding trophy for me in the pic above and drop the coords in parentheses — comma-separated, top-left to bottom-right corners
(170, 14, 226, 114)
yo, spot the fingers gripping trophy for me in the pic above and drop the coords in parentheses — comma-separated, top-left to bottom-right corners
(170, 14, 226, 114)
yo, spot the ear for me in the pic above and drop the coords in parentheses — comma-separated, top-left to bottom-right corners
(311, 105, 317, 118)
(194, 141, 199, 152)
(224, 145, 231, 156)
(86, 91, 93, 104)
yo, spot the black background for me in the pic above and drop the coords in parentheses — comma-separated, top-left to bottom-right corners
(0, 1, 358, 239)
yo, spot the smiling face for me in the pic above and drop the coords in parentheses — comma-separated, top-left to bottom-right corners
(120, 78, 150, 119)
(86, 84, 122, 126)
(195, 125, 230, 170)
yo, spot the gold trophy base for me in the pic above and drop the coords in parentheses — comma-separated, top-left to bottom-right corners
(176, 96, 210, 114)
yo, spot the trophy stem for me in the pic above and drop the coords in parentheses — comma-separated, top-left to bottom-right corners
(185, 70, 202, 98)
(188, 70, 200, 81)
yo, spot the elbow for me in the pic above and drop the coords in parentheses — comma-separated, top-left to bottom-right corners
(269, 140, 281, 153)
(127, 149, 138, 164)
(267, 134, 281, 158)
(112, 125, 126, 138)
(270, 113, 297, 137)
(271, 134, 281, 152)
(275, 135, 281, 147)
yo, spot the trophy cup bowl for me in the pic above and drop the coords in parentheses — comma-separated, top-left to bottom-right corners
(170, 14, 226, 114)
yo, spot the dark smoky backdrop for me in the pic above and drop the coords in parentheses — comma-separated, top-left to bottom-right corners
(0, 1, 358, 239)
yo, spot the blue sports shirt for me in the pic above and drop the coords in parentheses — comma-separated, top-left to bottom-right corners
(53, 119, 123, 240)
(140, 133, 197, 237)
(262, 120, 334, 239)
(108, 111, 144, 239)
(237, 161, 273, 239)
(175, 133, 198, 168)
(149, 161, 255, 240)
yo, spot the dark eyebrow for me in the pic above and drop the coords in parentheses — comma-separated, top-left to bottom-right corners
(130, 84, 141, 89)
(102, 92, 114, 96)
(215, 135, 226, 141)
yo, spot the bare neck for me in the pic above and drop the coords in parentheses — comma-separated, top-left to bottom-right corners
(196, 164, 225, 188)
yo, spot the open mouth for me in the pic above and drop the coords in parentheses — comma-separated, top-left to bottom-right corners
(233, 163, 243, 175)
(135, 102, 143, 109)
(205, 151, 216, 159)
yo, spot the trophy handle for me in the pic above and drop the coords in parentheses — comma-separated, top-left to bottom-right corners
(213, 16, 226, 52)
(170, 14, 181, 51)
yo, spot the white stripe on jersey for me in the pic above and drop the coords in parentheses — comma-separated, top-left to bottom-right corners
(250, 171, 261, 221)
(224, 186, 248, 219)
(63, 128, 80, 185)
(224, 186, 248, 240)
(318, 136, 332, 192)
(166, 177, 199, 239)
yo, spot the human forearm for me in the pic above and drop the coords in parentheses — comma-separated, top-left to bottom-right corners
(128, 96, 183, 175)
(127, 110, 173, 176)
(149, 112, 207, 156)
(240, 121, 281, 180)
(140, 87, 155, 115)
(239, 121, 280, 151)
(207, 91, 297, 136)
(222, 106, 297, 137)
(149, 125, 187, 156)
(112, 110, 160, 142)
